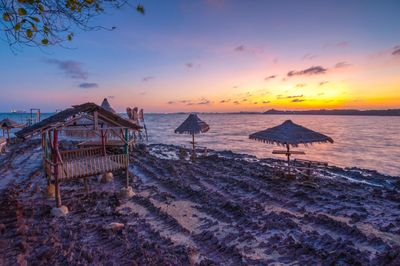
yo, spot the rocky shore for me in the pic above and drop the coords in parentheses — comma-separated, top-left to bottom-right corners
(0, 140, 399, 265)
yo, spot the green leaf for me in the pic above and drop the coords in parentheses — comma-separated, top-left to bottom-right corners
(18, 8, 27, 16)
(67, 33, 73, 41)
(30, 16, 40, 23)
(2, 13, 11, 22)
(14, 23, 21, 31)
(41, 38, 49, 45)
(38, 4, 44, 13)
(26, 29, 33, 38)
(136, 4, 145, 14)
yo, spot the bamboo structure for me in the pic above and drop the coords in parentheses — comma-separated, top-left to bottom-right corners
(16, 102, 141, 207)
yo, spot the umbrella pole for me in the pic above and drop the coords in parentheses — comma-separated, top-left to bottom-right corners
(286, 144, 291, 175)
(192, 133, 195, 159)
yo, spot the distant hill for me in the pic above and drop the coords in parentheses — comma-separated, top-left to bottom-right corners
(263, 109, 400, 116)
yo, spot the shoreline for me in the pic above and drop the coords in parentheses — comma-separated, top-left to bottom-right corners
(0, 140, 399, 265)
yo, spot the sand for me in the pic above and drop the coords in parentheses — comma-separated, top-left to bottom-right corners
(0, 140, 399, 265)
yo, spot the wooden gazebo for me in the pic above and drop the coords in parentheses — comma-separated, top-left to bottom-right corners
(16, 103, 141, 209)
(0, 118, 24, 143)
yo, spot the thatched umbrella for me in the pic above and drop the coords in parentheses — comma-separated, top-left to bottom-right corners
(0, 118, 24, 142)
(249, 120, 333, 174)
(101, 98, 116, 113)
(175, 114, 210, 158)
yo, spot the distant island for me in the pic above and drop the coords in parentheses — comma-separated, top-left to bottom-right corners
(263, 109, 400, 116)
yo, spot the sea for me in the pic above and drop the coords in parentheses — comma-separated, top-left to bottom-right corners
(1, 112, 399, 177)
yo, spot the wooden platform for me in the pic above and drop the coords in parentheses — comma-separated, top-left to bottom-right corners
(45, 147, 129, 181)
(59, 154, 129, 180)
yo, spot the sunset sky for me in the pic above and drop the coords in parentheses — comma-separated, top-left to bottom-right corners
(1, 0, 400, 112)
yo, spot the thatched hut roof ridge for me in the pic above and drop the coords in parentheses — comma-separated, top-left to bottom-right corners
(101, 98, 116, 113)
(175, 114, 210, 135)
(249, 119, 333, 147)
(0, 118, 24, 129)
(16, 102, 141, 139)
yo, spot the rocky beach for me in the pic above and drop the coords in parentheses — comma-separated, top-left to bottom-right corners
(0, 139, 399, 265)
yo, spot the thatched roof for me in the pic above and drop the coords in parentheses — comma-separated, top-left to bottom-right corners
(249, 120, 333, 146)
(16, 102, 141, 139)
(101, 98, 116, 113)
(0, 118, 24, 129)
(175, 114, 210, 135)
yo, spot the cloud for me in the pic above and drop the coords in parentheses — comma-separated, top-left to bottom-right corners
(185, 62, 201, 69)
(253, 102, 258, 104)
(319, 81, 328, 86)
(334, 61, 352, 68)
(241, 99, 247, 102)
(78, 82, 98, 89)
(167, 100, 175, 105)
(233, 44, 263, 54)
(220, 99, 231, 103)
(287, 66, 327, 77)
(262, 100, 270, 104)
(187, 100, 210, 105)
(277, 95, 303, 99)
(291, 99, 305, 103)
(337, 41, 349, 48)
(264, 75, 277, 81)
(142, 76, 155, 82)
(392, 46, 400, 56)
(107, 95, 115, 99)
(323, 41, 349, 49)
(295, 83, 305, 88)
(233, 100, 240, 105)
(302, 54, 317, 60)
(46, 59, 88, 80)
(234, 45, 245, 52)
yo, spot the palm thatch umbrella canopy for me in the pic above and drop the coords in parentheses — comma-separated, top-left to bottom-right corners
(175, 114, 210, 158)
(249, 120, 333, 174)
(0, 118, 24, 141)
(101, 98, 116, 113)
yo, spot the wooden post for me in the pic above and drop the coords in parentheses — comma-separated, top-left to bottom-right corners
(101, 129, 106, 156)
(286, 144, 291, 175)
(191, 133, 196, 159)
(125, 128, 129, 188)
(53, 129, 62, 207)
(84, 177, 89, 194)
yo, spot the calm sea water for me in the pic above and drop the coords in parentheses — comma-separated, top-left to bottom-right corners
(1, 113, 399, 176)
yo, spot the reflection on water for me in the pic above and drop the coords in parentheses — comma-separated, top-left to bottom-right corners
(1, 113, 399, 176)
(145, 114, 400, 176)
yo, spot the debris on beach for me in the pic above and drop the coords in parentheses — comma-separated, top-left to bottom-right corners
(0, 141, 399, 265)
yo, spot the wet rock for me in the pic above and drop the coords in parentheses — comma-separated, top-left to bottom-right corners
(119, 186, 135, 199)
(105, 222, 125, 231)
(99, 172, 114, 183)
(51, 205, 69, 217)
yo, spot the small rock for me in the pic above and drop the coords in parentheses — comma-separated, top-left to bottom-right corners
(51, 205, 69, 217)
(119, 186, 135, 199)
(99, 172, 114, 183)
(105, 222, 125, 230)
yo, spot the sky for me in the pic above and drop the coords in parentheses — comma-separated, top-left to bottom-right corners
(1, 0, 400, 112)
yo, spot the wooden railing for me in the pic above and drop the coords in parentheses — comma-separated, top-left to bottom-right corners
(60, 147, 103, 161)
(59, 154, 129, 180)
